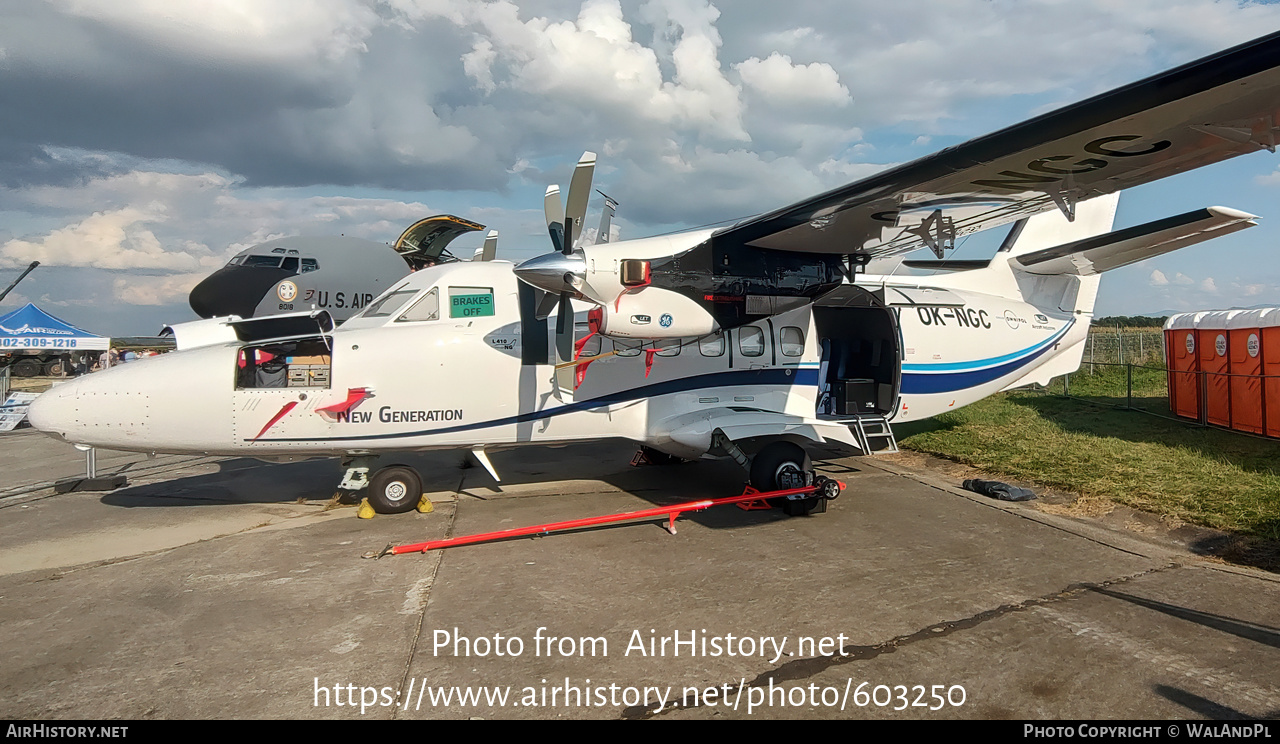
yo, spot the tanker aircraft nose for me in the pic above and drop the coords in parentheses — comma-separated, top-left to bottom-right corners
(190, 265, 294, 318)
(513, 252, 586, 296)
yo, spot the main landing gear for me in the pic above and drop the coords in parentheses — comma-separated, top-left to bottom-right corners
(710, 433, 841, 517)
(338, 456, 427, 515)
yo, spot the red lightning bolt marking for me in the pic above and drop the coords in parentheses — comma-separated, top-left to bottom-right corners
(252, 401, 298, 441)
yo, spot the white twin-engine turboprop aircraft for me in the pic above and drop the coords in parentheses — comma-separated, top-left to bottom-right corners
(29, 30, 1280, 515)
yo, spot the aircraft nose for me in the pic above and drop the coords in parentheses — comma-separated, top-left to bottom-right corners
(27, 381, 80, 442)
(513, 252, 586, 295)
(190, 266, 293, 318)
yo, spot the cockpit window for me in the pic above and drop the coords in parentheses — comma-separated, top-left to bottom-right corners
(363, 289, 418, 318)
(282, 257, 299, 273)
(227, 255, 244, 266)
(301, 258, 319, 273)
(242, 255, 283, 268)
(397, 288, 439, 322)
(271, 247, 287, 254)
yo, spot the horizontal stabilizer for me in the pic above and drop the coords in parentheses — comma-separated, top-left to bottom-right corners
(1012, 206, 1257, 276)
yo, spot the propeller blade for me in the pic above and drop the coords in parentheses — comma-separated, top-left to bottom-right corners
(544, 185, 565, 253)
(479, 230, 498, 261)
(534, 290, 560, 320)
(555, 292, 573, 343)
(564, 151, 596, 250)
(553, 292, 576, 400)
(595, 191, 618, 245)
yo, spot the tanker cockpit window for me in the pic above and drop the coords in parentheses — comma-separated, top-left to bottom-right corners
(282, 257, 299, 273)
(301, 258, 319, 273)
(242, 255, 284, 268)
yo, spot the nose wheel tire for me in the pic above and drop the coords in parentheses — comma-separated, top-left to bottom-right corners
(367, 465, 423, 514)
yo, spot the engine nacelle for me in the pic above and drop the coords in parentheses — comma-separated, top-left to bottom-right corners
(161, 316, 241, 351)
(597, 286, 719, 339)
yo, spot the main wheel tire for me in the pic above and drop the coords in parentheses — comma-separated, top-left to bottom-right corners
(11, 358, 40, 377)
(750, 441, 815, 515)
(44, 359, 67, 377)
(367, 465, 423, 514)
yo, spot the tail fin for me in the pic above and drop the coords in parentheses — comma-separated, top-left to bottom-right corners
(998, 193, 1120, 261)
(992, 194, 1120, 316)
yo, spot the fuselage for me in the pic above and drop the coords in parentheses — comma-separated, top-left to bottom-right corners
(31, 258, 1085, 459)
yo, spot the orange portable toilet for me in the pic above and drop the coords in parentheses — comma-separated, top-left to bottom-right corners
(1227, 309, 1266, 434)
(1164, 312, 1205, 421)
(1261, 308, 1280, 439)
(1196, 311, 1238, 428)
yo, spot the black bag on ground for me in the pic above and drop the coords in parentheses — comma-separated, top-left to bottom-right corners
(962, 479, 1036, 502)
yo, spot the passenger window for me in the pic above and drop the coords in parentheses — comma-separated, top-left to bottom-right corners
(575, 322, 601, 357)
(699, 333, 725, 357)
(397, 288, 439, 322)
(655, 340, 681, 357)
(615, 339, 642, 357)
(739, 326, 765, 357)
(449, 286, 495, 318)
(301, 258, 319, 273)
(780, 326, 804, 357)
(281, 257, 299, 273)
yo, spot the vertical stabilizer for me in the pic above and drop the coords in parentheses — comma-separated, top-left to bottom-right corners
(1000, 193, 1120, 316)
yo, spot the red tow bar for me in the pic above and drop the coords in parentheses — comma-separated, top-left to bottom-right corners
(378, 479, 844, 558)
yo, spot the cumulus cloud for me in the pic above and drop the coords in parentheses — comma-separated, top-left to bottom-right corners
(111, 273, 207, 306)
(735, 53, 850, 106)
(1257, 168, 1280, 186)
(1149, 269, 1168, 286)
(0, 207, 200, 271)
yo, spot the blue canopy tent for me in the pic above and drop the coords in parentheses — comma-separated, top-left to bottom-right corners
(0, 303, 110, 352)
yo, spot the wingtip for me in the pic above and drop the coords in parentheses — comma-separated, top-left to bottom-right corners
(1207, 205, 1260, 221)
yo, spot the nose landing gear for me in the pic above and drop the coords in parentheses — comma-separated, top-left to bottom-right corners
(338, 456, 428, 515)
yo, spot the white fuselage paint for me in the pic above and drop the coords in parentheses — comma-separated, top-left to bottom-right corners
(29, 259, 1084, 458)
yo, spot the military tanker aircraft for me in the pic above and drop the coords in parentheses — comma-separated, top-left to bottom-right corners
(29, 30, 1280, 516)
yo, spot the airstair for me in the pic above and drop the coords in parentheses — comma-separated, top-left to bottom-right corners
(850, 415, 898, 455)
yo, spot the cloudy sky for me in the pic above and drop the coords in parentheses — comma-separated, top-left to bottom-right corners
(2, 0, 1280, 335)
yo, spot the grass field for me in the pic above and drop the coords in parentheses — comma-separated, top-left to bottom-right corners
(896, 375, 1280, 550)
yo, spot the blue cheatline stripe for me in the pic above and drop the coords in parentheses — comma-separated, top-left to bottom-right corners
(901, 324, 1073, 394)
(902, 321, 1073, 373)
(252, 366, 821, 443)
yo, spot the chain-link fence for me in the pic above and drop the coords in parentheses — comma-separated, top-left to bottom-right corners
(1081, 328, 1165, 367)
(1032, 357, 1280, 440)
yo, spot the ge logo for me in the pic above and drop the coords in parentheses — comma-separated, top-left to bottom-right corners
(277, 281, 298, 302)
(660, 314, 673, 328)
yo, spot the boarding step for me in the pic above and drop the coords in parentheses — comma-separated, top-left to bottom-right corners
(850, 415, 898, 455)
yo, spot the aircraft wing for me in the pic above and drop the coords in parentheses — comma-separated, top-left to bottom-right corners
(714, 30, 1280, 258)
